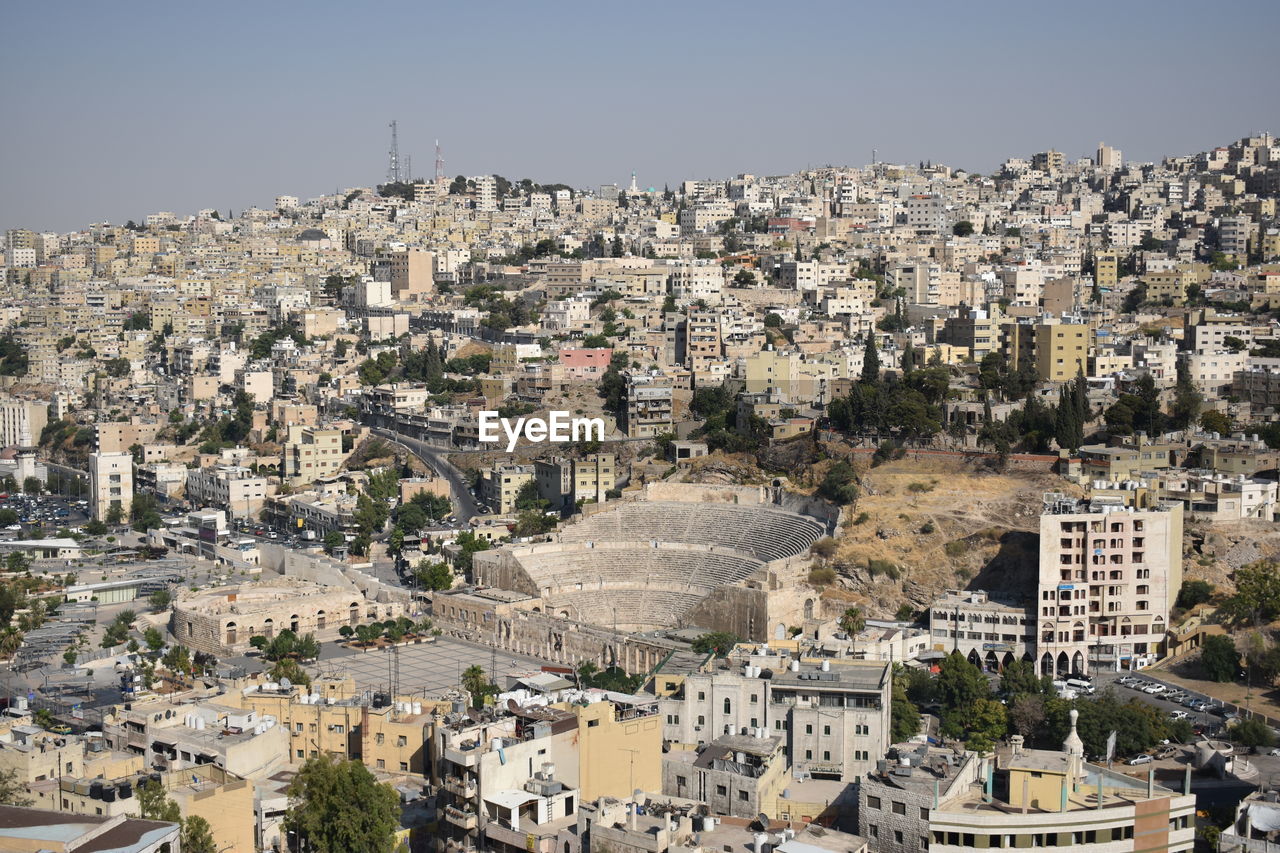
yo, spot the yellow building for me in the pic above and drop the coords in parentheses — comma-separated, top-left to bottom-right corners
(571, 699, 662, 800)
(1094, 251, 1118, 290)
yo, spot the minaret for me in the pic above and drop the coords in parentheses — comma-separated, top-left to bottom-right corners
(1062, 708, 1084, 757)
(629, 171, 638, 193)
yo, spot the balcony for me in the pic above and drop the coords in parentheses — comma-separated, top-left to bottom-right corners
(442, 776, 477, 799)
(443, 745, 481, 767)
(445, 805, 478, 830)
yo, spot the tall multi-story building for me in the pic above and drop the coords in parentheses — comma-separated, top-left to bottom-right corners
(473, 175, 497, 213)
(387, 248, 436, 300)
(0, 396, 47, 447)
(621, 373, 673, 437)
(1031, 149, 1065, 175)
(1096, 142, 1123, 172)
(282, 426, 344, 484)
(1036, 496, 1183, 676)
(88, 451, 133, 522)
(534, 454, 615, 510)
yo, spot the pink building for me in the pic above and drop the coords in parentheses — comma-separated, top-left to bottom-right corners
(558, 348, 613, 380)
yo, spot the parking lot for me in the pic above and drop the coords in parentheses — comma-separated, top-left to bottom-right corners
(0, 494, 89, 539)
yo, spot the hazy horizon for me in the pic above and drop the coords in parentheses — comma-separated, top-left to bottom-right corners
(2, 0, 1277, 233)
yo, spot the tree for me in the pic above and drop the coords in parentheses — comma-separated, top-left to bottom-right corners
(691, 632, 740, 657)
(144, 627, 164, 652)
(1200, 409, 1233, 435)
(323, 530, 345, 555)
(63, 647, 77, 666)
(962, 697, 1008, 752)
(105, 503, 123, 525)
(271, 657, 312, 688)
(817, 461, 859, 505)
(890, 676, 921, 742)
(462, 664, 494, 708)
(162, 644, 192, 678)
(22, 477, 41, 496)
(1233, 717, 1276, 750)
(1201, 634, 1239, 682)
(860, 336, 880, 385)
(84, 518, 107, 536)
(415, 560, 453, 591)
(838, 607, 865, 638)
(284, 755, 401, 853)
(148, 588, 172, 610)
(1000, 658, 1049, 699)
(1176, 580, 1214, 609)
(937, 651, 990, 713)
(181, 815, 217, 853)
(0, 766, 32, 806)
(1231, 561, 1280, 621)
(952, 220, 975, 237)
(138, 780, 180, 823)
(1008, 694, 1046, 738)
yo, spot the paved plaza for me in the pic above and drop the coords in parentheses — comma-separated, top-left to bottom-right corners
(309, 637, 549, 699)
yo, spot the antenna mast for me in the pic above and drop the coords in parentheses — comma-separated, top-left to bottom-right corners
(387, 120, 402, 184)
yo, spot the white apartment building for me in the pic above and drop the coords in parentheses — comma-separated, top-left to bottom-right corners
(89, 451, 134, 522)
(0, 397, 48, 448)
(1036, 496, 1183, 676)
(658, 653, 892, 783)
(185, 465, 267, 520)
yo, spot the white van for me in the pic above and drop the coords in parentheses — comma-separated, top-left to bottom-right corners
(1065, 678, 1095, 694)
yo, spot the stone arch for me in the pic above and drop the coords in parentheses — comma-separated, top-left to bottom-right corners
(225, 621, 238, 645)
(803, 599, 814, 620)
(967, 649, 981, 668)
(316, 610, 326, 631)
(1072, 651, 1085, 675)
(290, 614, 300, 634)
(1056, 651, 1070, 675)
(1040, 652, 1053, 676)
(983, 650, 998, 671)
(1001, 651, 1015, 670)
(775, 623, 786, 640)
(349, 603, 360, 626)
(263, 618, 274, 638)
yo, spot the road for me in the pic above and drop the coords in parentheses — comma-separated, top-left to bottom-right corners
(371, 428, 481, 522)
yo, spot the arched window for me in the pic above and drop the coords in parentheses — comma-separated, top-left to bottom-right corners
(723, 698, 731, 715)
(225, 621, 237, 645)
(316, 610, 326, 631)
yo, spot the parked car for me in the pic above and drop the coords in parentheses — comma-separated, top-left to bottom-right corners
(1169, 711, 1191, 720)
(1127, 754, 1153, 765)
(1141, 683, 1166, 695)
(1155, 746, 1179, 759)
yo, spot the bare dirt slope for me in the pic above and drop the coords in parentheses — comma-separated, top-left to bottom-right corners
(821, 457, 1083, 618)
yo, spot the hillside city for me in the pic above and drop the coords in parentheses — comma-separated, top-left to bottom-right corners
(2, 133, 1280, 852)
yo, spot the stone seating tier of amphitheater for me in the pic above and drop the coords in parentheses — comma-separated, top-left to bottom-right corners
(513, 545, 765, 593)
(556, 501, 825, 562)
(542, 588, 706, 629)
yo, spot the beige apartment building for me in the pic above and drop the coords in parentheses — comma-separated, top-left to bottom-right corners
(184, 465, 267, 520)
(283, 425, 344, 484)
(534, 454, 615, 510)
(0, 396, 47, 448)
(1037, 496, 1183, 675)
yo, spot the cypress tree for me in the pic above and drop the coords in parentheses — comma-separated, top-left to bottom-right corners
(861, 336, 880, 385)
(902, 343, 915, 375)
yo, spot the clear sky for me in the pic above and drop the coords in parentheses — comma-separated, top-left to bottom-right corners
(2, 0, 1276, 233)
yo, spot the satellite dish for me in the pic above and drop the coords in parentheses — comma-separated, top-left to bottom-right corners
(279, 677, 292, 689)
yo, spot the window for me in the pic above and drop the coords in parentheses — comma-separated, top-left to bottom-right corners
(920, 807, 930, 819)
(738, 791, 749, 801)
(723, 698, 732, 714)
(805, 724, 813, 734)
(697, 716, 705, 726)
(893, 801, 906, 815)
(823, 725, 830, 735)
(588, 719, 600, 728)
(697, 691, 705, 701)
(895, 831, 904, 844)
(716, 785, 727, 796)
(296, 749, 304, 758)
(376, 733, 384, 744)
(376, 759, 385, 769)
(867, 796, 881, 810)
(822, 751, 830, 761)
(869, 825, 879, 839)
(750, 694, 758, 704)
(400, 762, 408, 771)
(397, 736, 407, 747)
(676, 776, 687, 787)
(333, 725, 345, 734)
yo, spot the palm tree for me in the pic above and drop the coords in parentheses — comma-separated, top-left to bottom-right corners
(461, 665, 490, 709)
(839, 607, 865, 660)
(0, 627, 22, 659)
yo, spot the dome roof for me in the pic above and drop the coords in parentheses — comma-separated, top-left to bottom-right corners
(297, 228, 327, 241)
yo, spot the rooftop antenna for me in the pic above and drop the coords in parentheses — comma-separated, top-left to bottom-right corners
(387, 120, 402, 184)
(403, 154, 412, 184)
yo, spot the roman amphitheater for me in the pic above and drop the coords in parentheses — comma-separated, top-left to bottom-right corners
(467, 483, 838, 642)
